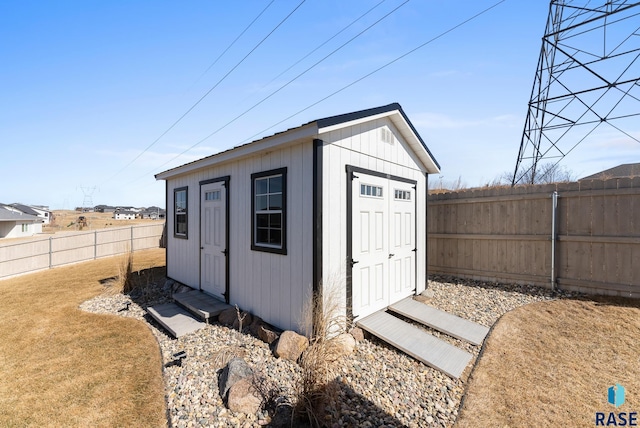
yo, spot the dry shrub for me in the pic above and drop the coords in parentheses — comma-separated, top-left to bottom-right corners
(211, 345, 248, 370)
(116, 249, 134, 294)
(294, 280, 350, 426)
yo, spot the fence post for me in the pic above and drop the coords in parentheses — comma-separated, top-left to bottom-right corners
(49, 236, 53, 269)
(94, 230, 97, 260)
(551, 191, 558, 291)
(130, 226, 134, 252)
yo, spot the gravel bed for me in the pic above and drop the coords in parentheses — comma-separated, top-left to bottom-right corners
(79, 276, 575, 427)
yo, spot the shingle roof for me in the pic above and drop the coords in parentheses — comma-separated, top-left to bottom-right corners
(0, 206, 40, 222)
(580, 163, 640, 180)
(9, 203, 40, 216)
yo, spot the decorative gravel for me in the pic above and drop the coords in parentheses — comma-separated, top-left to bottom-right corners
(79, 276, 576, 427)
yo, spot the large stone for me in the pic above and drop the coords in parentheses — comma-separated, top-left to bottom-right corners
(331, 333, 356, 357)
(249, 316, 264, 336)
(218, 308, 237, 326)
(218, 358, 253, 399)
(421, 288, 435, 299)
(258, 325, 279, 345)
(349, 327, 365, 342)
(227, 378, 261, 414)
(274, 330, 309, 362)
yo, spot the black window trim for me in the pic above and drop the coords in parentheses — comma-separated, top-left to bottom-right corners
(174, 186, 188, 239)
(251, 167, 287, 255)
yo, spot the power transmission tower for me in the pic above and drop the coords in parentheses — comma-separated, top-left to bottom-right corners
(79, 186, 97, 212)
(512, 1, 640, 185)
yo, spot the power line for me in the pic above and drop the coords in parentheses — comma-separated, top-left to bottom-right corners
(233, 0, 388, 108)
(193, 0, 275, 86)
(238, 0, 508, 146)
(141, 0, 410, 178)
(101, 0, 306, 186)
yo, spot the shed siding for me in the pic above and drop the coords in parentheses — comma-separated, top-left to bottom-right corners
(166, 141, 314, 332)
(320, 118, 428, 311)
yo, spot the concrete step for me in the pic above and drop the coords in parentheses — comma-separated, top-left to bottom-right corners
(388, 298, 489, 345)
(147, 302, 206, 338)
(172, 290, 231, 322)
(357, 310, 473, 379)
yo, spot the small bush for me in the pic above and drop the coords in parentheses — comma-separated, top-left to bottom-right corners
(111, 250, 134, 294)
(294, 282, 349, 426)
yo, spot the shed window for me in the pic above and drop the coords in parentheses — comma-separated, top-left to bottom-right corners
(174, 187, 188, 238)
(394, 189, 411, 200)
(251, 168, 287, 254)
(360, 184, 383, 198)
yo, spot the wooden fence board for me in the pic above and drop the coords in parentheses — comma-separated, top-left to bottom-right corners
(428, 181, 639, 298)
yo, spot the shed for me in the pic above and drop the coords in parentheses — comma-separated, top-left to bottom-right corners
(155, 103, 440, 333)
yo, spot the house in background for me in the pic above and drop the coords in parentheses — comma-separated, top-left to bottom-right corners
(113, 210, 137, 220)
(0, 205, 43, 238)
(580, 162, 640, 180)
(95, 205, 117, 213)
(9, 203, 51, 224)
(155, 103, 440, 333)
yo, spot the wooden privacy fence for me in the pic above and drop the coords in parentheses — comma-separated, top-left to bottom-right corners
(0, 223, 165, 279)
(428, 178, 640, 297)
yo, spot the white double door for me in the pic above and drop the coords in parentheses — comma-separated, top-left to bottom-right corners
(352, 173, 416, 319)
(200, 181, 226, 300)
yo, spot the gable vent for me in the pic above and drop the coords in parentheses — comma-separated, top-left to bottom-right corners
(380, 128, 394, 144)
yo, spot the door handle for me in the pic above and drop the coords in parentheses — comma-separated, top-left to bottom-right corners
(388, 253, 395, 259)
(221, 249, 228, 256)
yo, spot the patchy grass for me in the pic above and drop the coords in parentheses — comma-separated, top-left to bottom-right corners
(0, 249, 167, 427)
(457, 297, 640, 427)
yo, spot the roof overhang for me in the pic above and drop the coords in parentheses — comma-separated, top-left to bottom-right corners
(155, 123, 318, 180)
(155, 103, 440, 181)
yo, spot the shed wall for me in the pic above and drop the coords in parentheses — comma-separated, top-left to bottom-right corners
(319, 117, 428, 314)
(166, 141, 314, 332)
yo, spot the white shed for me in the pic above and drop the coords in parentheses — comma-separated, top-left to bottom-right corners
(155, 103, 440, 333)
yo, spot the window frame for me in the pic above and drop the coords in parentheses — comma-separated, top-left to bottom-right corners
(174, 186, 188, 239)
(251, 167, 287, 254)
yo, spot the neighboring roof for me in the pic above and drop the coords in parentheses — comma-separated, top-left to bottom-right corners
(156, 103, 440, 180)
(580, 163, 640, 180)
(9, 203, 40, 216)
(0, 206, 40, 222)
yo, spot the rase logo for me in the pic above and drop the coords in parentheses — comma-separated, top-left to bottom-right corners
(595, 384, 637, 426)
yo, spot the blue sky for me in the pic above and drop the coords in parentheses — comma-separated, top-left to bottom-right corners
(1, 1, 638, 209)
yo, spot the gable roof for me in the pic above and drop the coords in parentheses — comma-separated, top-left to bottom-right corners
(580, 162, 640, 180)
(156, 103, 440, 180)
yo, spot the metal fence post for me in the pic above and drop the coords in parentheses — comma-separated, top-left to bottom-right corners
(130, 226, 134, 252)
(94, 230, 98, 260)
(49, 236, 53, 269)
(551, 191, 558, 291)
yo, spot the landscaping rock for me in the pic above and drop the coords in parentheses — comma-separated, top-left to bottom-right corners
(218, 308, 238, 326)
(258, 325, 279, 345)
(421, 288, 435, 299)
(227, 378, 262, 415)
(163, 279, 175, 292)
(218, 358, 253, 399)
(274, 330, 309, 361)
(331, 333, 356, 357)
(349, 327, 365, 342)
(249, 316, 264, 336)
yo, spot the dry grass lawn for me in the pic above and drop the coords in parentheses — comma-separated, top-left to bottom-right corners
(457, 297, 640, 427)
(0, 249, 167, 427)
(46, 210, 159, 232)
